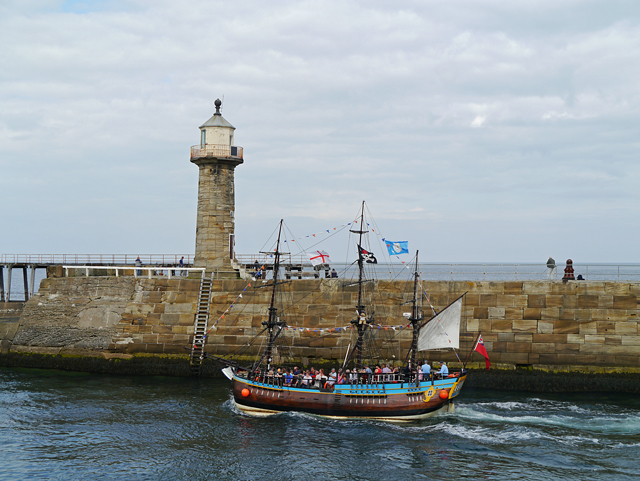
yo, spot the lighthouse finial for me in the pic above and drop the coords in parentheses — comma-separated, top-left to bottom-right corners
(214, 98, 222, 116)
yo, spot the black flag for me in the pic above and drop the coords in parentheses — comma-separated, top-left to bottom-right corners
(358, 245, 377, 264)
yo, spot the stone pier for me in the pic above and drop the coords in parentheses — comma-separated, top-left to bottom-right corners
(1, 277, 639, 390)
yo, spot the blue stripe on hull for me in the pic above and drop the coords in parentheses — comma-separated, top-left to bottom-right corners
(235, 378, 460, 393)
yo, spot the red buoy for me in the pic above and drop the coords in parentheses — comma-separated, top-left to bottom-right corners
(241, 388, 250, 397)
(439, 390, 448, 400)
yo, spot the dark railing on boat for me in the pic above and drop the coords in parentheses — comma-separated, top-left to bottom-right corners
(237, 369, 462, 390)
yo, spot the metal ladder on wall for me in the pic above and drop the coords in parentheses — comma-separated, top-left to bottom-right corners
(190, 271, 214, 375)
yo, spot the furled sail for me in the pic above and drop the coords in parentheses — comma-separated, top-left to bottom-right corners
(417, 297, 462, 351)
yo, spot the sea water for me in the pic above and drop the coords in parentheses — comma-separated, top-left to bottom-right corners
(1, 368, 638, 480)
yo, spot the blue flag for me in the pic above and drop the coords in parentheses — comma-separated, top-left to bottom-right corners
(384, 240, 409, 255)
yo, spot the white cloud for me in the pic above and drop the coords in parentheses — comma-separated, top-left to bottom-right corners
(1, 0, 640, 262)
(471, 115, 486, 127)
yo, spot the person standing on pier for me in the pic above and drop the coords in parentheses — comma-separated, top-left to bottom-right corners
(135, 256, 142, 276)
(546, 256, 556, 280)
(179, 256, 184, 276)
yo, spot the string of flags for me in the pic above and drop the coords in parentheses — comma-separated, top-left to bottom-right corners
(196, 273, 423, 345)
(269, 220, 414, 268)
(423, 290, 439, 317)
(283, 322, 413, 333)
(281, 220, 371, 245)
(204, 282, 252, 339)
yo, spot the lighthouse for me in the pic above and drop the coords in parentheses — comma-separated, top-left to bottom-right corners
(190, 99, 243, 275)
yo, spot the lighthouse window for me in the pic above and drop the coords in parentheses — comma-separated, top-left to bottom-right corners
(201, 130, 206, 146)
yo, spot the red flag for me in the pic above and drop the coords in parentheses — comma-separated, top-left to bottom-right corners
(475, 334, 491, 370)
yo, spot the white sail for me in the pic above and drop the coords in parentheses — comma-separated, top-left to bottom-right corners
(417, 298, 462, 351)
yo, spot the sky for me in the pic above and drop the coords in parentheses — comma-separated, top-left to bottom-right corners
(1, 0, 640, 263)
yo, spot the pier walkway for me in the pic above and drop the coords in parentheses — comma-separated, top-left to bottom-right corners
(0, 254, 191, 302)
(2, 254, 640, 302)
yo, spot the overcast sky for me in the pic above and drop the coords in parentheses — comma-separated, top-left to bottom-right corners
(2, 0, 639, 264)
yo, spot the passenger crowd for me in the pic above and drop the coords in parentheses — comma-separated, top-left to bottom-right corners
(247, 360, 455, 389)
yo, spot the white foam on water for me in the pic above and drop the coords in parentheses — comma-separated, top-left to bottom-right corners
(430, 420, 544, 444)
(472, 401, 531, 410)
(510, 397, 592, 415)
(555, 434, 600, 446)
(609, 442, 640, 450)
(455, 404, 640, 434)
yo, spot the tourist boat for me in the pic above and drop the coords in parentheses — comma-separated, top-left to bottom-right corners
(212, 202, 467, 420)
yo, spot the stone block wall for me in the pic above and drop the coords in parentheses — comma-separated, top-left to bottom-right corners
(10, 277, 134, 352)
(109, 278, 201, 354)
(6, 277, 640, 370)
(203, 279, 640, 368)
(1, 302, 24, 354)
(455, 280, 640, 367)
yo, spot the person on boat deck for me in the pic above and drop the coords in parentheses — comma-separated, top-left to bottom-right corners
(380, 364, 391, 381)
(316, 368, 326, 387)
(438, 362, 449, 376)
(364, 365, 372, 382)
(327, 368, 337, 387)
(293, 366, 300, 376)
(338, 370, 346, 384)
(331, 268, 338, 278)
(284, 369, 293, 386)
(302, 371, 312, 388)
(420, 360, 431, 380)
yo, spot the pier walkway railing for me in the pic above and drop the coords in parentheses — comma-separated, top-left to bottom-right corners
(0, 256, 193, 302)
(235, 255, 640, 283)
(3, 254, 640, 303)
(0, 254, 193, 266)
(62, 266, 206, 279)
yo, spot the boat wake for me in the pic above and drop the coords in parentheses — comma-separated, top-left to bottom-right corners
(453, 402, 640, 434)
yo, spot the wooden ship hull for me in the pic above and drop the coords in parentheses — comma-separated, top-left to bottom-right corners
(231, 372, 467, 420)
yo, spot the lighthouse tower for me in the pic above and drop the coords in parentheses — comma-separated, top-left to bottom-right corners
(190, 99, 243, 275)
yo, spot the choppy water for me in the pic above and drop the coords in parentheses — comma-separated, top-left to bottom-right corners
(1, 369, 639, 480)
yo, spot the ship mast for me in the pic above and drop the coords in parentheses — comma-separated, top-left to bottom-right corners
(349, 201, 372, 370)
(261, 220, 286, 371)
(408, 251, 423, 370)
